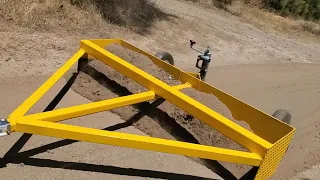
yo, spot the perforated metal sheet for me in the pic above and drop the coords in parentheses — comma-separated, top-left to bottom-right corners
(254, 129, 295, 180)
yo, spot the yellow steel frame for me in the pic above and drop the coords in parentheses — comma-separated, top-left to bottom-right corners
(6, 39, 295, 180)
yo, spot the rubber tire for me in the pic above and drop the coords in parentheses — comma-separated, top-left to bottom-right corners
(272, 109, 292, 153)
(272, 109, 291, 124)
(155, 51, 174, 65)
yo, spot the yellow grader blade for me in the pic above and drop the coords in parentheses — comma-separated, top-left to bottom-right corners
(3, 39, 295, 180)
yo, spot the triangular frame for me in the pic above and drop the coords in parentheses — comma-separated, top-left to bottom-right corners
(6, 39, 295, 180)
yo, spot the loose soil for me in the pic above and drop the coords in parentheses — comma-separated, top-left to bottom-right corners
(1, 0, 320, 179)
(71, 44, 252, 178)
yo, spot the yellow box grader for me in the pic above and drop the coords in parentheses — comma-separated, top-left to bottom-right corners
(0, 39, 295, 179)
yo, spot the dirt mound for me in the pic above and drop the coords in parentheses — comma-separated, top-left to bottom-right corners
(71, 43, 251, 177)
(72, 43, 248, 150)
(105, 44, 180, 86)
(0, 0, 174, 35)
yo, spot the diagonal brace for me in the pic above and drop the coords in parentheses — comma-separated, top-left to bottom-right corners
(80, 40, 272, 157)
(22, 83, 191, 123)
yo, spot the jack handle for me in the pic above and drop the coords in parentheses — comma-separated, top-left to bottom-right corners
(190, 40, 205, 54)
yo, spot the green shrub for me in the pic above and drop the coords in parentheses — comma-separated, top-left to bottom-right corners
(265, 0, 320, 20)
(206, 0, 320, 20)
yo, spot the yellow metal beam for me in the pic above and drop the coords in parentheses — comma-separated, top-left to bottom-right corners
(8, 50, 85, 128)
(22, 83, 191, 123)
(172, 83, 192, 90)
(80, 40, 273, 157)
(90, 39, 122, 48)
(15, 119, 262, 166)
(116, 38, 295, 144)
(197, 82, 295, 144)
(23, 91, 155, 123)
(3, 39, 295, 180)
(119, 41, 184, 84)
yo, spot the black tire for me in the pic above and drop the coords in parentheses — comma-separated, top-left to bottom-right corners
(77, 58, 89, 72)
(272, 109, 291, 124)
(155, 51, 174, 65)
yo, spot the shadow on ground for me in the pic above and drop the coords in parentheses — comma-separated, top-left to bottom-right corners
(77, 60, 242, 180)
(71, 0, 177, 35)
(183, 0, 232, 10)
(0, 72, 216, 180)
(0, 63, 257, 179)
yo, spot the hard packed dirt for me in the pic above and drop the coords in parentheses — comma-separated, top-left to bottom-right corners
(1, 0, 320, 179)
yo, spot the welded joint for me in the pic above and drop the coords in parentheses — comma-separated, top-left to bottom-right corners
(0, 118, 11, 136)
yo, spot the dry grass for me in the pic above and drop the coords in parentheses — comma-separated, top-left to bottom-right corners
(73, 0, 175, 34)
(226, 2, 320, 36)
(183, 0, 320, 37)
(298, 21, 320, 36)
(0, 0, 106, 34)
(0, 0, 174, 35)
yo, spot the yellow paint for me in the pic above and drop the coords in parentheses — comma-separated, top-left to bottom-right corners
(6, 39, 295, 180)
(81, 40, 272, 156)
(15, 119, 262, 166)
(23, 83, 191, 123)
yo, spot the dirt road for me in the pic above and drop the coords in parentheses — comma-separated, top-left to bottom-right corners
(202, 64, 320, 179)
(0, 75, 222, 180)
(1, 61, 319, 180)
(149, 0, 320, 66)
(1, 0, 320, 179)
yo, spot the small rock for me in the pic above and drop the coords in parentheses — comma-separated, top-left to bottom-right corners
(6, 17, 13, 21)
